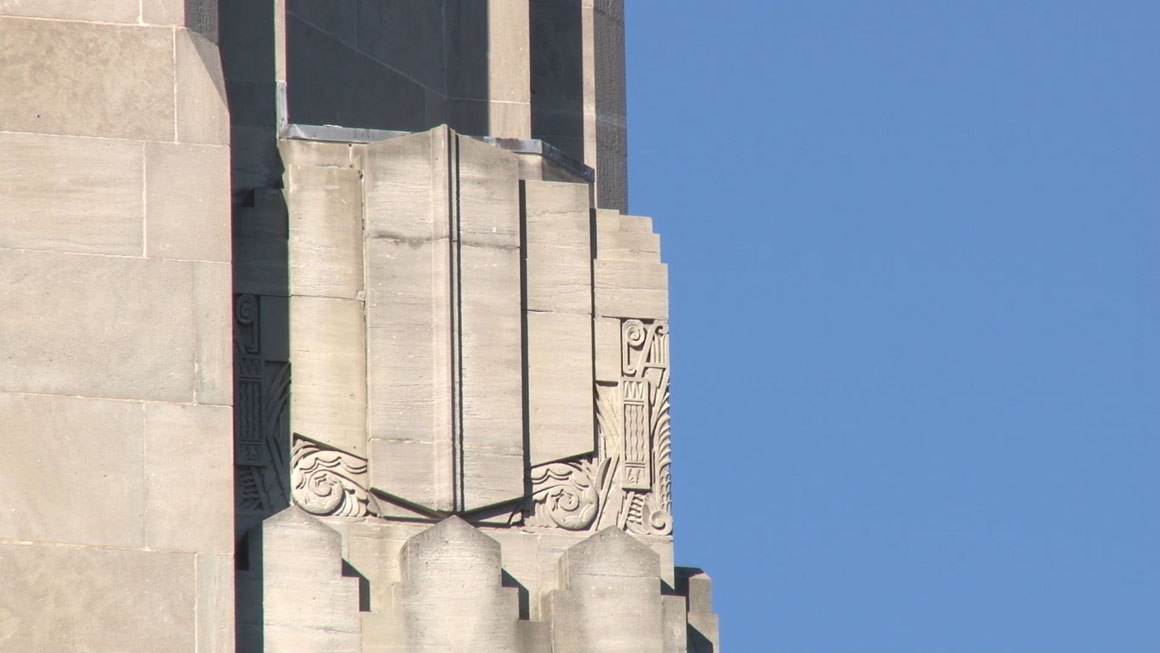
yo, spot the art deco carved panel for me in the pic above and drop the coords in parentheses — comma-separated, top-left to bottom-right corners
(260, 128, 674, 538)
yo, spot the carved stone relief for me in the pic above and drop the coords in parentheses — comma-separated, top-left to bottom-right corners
(525, 319, 673, 535)
(234, 294, 290, 521)
(291, 434, 380, 518)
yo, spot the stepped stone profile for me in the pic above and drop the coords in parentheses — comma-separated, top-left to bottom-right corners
(0, 0, 718, 651)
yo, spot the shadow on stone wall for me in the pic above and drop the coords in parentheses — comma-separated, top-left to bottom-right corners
(286, 0, 490, 134)
(531, 0, 585, 161)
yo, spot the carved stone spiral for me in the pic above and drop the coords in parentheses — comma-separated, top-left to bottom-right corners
(529, 463, 602, 531)
(623, 319, 647, 347)
(292, 465, 346, 515)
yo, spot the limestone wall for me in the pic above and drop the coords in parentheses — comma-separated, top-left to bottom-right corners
(230, 127, 717, 651)
(0, 2, 234, 651)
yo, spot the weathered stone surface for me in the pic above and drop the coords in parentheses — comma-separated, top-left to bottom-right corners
(287, 165, 363, 298)
(0, 392, 144, 547)
(662, 595, 689, 653)
(524, 180, 593, 314)
(146, 143, 231, 262)
(197, 553, 236, 653)
(389, 518, 521, 651)
(0, 17, 174, 140)
(365, 235, 453, 449)
(0, 132, 142, 256)
(290, 295, 367, 456)
(528, 311, 596, 465)
(548, 528, 666, 653)
(594, 259, 669, 320)
(594, 316, 622, 382)
(0, 0, 138, 23)
(258, 507, 361, 653)
(457, 136, 525, 509)
(145, 403, 233, 554)
(0, 247, 196, 402)
(140, 0, 184, 26)
(363, 129, 450, 239)
(176, 30, 231, 145)
(280, 138, 354, 169)
(597, 228, 661, 262)
(678, 568, 721, 653)
(0, 544, 195, 652)
(195, 261, 234, 405)
(369, 438, 452, 513)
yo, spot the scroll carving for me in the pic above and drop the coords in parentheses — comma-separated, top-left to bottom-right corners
(291, 434, 380, 518)
(526, 319, 673, 535)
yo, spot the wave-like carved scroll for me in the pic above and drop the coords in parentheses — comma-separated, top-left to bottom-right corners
(291, 434, 380, 518)
(526, 459, 610, 530)
(525, 319, 674, 536)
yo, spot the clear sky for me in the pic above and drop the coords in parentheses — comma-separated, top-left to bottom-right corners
(625, 2, 1160, 651)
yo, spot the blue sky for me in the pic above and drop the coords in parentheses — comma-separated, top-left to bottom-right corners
(625, 2, 1160, 651)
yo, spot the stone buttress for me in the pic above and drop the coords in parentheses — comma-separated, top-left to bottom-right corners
(233, 125, 719, 652)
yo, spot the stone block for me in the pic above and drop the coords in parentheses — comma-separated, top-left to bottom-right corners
(662, 595, 689, 653)
(491, 100, 533, 140)
(369, 439, 452, 513)
(197, 553, 236, 653)
(290, 296, 366, 456)
(524, 180, 593, 314)
(677, 568, 714, 614)
(280, 138, 354, 168)
(594, 316, 622, 382)
(594, 260, 669, 320)
(0, 250, 195, 402)
(559, 527, 661, 580)
(140, 0, 183, 26)
(459, 243, 524, 505)
(365, 237, 452, 448)
(462, 450, 526, 511)
(0, 544, 195, 652)
(0, 17, 175, 140)
(286, 165, 364, 299)
(389, 518, 521, 651)
(548, 577, 664, 653)
(363, 128, 451, 241)
(598, 229, 661, 263)
(485, 526, 543, 619)
(176, 29, 230, 145)
(0, 393, 144, 547)
(487, 0, 532, 105)
(144, 403, 233, 554)
(0, 0, 138, 23)
(259, 507, 361, 653)
(528, 312, 595, 465)
(0, 132, 142, 256)
(687, 611, 720, 653)
(146, 143, 231, 262)
(619, 214, 654, 233)
(195, 261, 234, 405)
(458, 133, 522, 247)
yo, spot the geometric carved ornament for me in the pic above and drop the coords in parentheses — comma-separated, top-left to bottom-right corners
(526, 319, 673, 535)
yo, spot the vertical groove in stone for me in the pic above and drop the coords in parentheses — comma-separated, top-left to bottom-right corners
(448, 129, 464, 513)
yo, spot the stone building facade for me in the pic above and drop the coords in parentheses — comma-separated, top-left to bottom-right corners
(0, 1, 718, 651)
